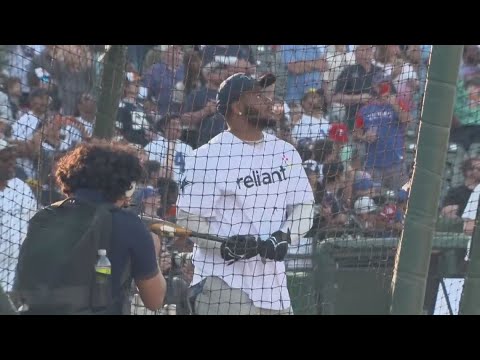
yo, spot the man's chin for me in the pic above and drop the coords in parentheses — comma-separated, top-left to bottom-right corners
(247, 117, 277, 129)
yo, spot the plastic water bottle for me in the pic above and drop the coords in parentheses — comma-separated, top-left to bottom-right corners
(92, 249, 112, 310)
(95, 249, 112, 283)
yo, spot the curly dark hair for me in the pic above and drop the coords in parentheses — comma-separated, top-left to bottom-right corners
(55, 139, 143, 202)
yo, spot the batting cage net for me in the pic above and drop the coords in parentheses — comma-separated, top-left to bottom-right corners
(0, 44, 473, 315)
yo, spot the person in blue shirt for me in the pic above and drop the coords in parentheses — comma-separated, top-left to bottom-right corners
(353, 73, 410, 190)
(281, 45, 327, 104)
(142, 45, 185, 116)
(54, 140, 167, 314)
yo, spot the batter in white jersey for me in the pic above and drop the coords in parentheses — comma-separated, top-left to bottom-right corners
(177, 73, 314, 314)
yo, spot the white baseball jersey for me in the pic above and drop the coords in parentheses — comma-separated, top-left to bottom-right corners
(463, 183, 480, 220)
(177, 131, 315, 310)
(59, 117, 94, 152)
(462, 183, 480, 261)
(0, 178, 37, 292)
(144, 136, 193, 183)
(291, 114, 330, 144)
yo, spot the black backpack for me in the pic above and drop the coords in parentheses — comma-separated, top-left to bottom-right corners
(13, 197, 129, 315)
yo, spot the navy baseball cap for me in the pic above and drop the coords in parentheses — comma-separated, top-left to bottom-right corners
(216, 72, 276, 115)
(353, 178, 382, 192)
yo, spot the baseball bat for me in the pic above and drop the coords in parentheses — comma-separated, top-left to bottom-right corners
(144, 217, 229, 243)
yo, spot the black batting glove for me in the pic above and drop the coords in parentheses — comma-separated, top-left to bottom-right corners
(258, 230, 290, 262)
(220, 235, 260, 264)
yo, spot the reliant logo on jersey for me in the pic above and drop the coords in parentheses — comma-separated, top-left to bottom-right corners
(236, 166, 287, 189)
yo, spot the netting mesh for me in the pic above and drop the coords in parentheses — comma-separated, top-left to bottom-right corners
(0, 44, 472, 315)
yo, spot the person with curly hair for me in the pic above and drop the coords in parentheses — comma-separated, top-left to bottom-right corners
(15, 140, 166, 314)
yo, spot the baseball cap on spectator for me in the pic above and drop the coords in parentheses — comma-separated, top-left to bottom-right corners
(354, 170, 372, 182)
(216, 72, 276, 115)
(132, 186, 157, 205)
(379, 203, 397, 221)
(329, 123, 348, 143)
(354, 196, 378, 214)
(396, 189, 409, 203)
(353, 178, 381, 192)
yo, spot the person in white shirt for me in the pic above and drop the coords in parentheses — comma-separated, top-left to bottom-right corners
(0, 139, 37, 292)
(462, 182, 480, 261)
(58, 93, 96, 152)
(144, 114, 193, 184)
(291, 88, 330, 145)
(177, 73, 315, 315)
(9, 89, 60, 180)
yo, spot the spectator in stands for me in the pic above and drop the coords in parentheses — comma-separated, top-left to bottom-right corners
(134, 187, 163, 219)
(183, 50, 206, 97)
(281, 45, 327, 104)
(309, 138, 338, 184)
(180, 61, 227, 148)
(0, 86, 12, 138)
(459, 45, 480, 83)
(374, 45, 418, 112)
(5, 45, 44, 102)
(145, 113, 193, 184)
(5, 77, 22, 121)
(291, 88, 330, 145)
(0, 76, 18, 134)
(343, 148, 373, 206)
(354, 196, 381, 233)
(333, 45, 383, 130)
(142, 45, 185, 116)
(352, 178, 381, 202)
(199, 45, 256, 76)
(353, 73, 410, 190)
(317, 162, 348, 226)
(0, 139, 37, 292)
(10, 88, 61, 180)
(156, 177, 179, 221)
(323, 45, 355, 122)
(451, 76, 480, 151)
(53, 93, 97, 152)
(49, 46, 95, 116)
(384, 189, 408, 233)
(74, 92, 96, 138)
(441, 157, 480, 219)
(127, 45, 155, 74)
(141, 160, 162, 187)
(117, 78, 155, 147)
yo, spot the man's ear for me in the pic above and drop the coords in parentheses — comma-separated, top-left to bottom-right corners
(230, 100, 242, 115)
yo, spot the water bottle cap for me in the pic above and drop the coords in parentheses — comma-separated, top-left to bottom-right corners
(98, 249, 107, 256)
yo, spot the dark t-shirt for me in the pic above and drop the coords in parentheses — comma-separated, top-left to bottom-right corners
(182, 87, 217, 113)
(334, 63, 383, 129)
(182, 86, 226, 148)
(443, 185, 473, 217)
(116, 101, 152, 147)
(74, 189, 158, 314)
